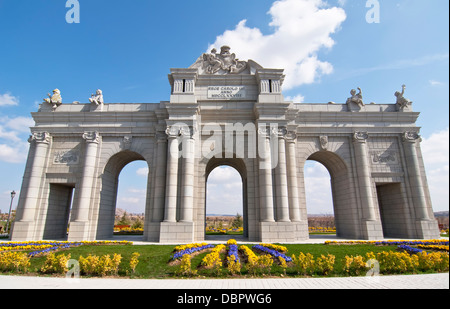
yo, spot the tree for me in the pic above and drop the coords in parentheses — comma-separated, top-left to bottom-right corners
(232, 213, 243, 228)
(131, 218, 143, 229)
(117, 211, 131, 226)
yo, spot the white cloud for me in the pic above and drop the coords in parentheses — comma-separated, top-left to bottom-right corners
(285, 94, 305, 103)
(136, 167, 149, 176)
(0, 93, 19, 106)
(120, 197, 140, 204)
(341, 53, 450, 80)
(304, 161, 333, 214)
(207, 166, 243, 215)
(208, 0, 346, 90)
(0, 116, 33, 163)
(429, 80, 444, 87)
(0, 143, 28, 163)
(208, 166, 242, 183)
(2, 116, 34, 133)
(0, 126, 21, 142)
(421, 128, 449, 212)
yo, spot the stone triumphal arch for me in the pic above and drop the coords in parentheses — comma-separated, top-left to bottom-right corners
(12, 46, 440, 242)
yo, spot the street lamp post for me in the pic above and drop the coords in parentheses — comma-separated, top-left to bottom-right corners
(6, 190, 16, 236)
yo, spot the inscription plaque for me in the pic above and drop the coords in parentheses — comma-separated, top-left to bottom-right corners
(207, 86, 246, 99)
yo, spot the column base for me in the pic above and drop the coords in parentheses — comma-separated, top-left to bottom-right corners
(68, 221, 90, 241)
(10, 221, 36, 241)
(361, 220, 384, 240)
(143, 222, 161, 242)
(159, 221, 194, 243)
(259, 221, 308, 243)
(415, 219, 440, 239)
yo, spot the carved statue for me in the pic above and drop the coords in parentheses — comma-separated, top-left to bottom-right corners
(346, 87, 364, 108)
(43, 89, 62, 111)
(202, 46, 247, 74)
(395, 85, 412, 110)
(89, 89, 104, 106)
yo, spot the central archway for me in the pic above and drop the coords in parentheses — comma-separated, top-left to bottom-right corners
(205, 156, 248, 240)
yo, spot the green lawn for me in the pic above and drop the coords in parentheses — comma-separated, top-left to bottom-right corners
(24, 243, 406, 279)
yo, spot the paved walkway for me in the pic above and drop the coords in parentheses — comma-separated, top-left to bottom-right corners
(0, 273, 448, 289)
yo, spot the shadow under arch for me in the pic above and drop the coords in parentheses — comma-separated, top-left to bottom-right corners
(96, 150, 149, 240)
(306, 150, 359, 239)
(204, 155, 248, 240)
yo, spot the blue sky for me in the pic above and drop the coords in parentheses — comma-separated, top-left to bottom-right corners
(0, 0, 448, 215)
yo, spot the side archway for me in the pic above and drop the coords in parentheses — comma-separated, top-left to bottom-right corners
(304, 151, 360, 238)
(95, 150, 150, 239)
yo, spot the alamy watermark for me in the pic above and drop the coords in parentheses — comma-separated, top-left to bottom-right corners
(166, 118, 285, 170)
(65, 1, 380, 25)
(366, 0, 380, 24)
(65, 259, 80, 283)
(66, 0, 80, 24)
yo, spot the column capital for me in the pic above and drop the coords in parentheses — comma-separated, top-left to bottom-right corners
(28, 132, 51, 144)
(166, 125, 195, 140)
(353, 131, 369, 143)
(257, 127, 270, 138)
(180, 126, 195, 139)
(82, 131, 100, 144)
(274, 127, 288, 138)
(285, 131, 297, 142)
(402, 131, 421, 143)
(165, 126, 179, 139)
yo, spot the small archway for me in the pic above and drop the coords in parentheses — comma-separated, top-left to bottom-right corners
(305, 151, 358, 238)
(96, 150, 149, 240)
(304, 161, 335, 234)
(205, 156, 248, 240)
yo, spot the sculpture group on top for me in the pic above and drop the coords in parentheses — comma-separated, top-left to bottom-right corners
(43, 88, 104, 111)
(43, 89, 62, 111)
(395, 84, 413, 111)
(344, 85, 413, 112)
(346, 87, 364, 108)
(202, 45, 247, 74)
(89, 89, 104, 106)
(189, 45, 252, 75)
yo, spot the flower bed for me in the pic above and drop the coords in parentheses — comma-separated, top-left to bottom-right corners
(201, 244, 226, 269)
(170, 238, 448, 277)
(1, 240, 132, 257)
(1, 238, 448, 278)
(171, 243, 215, 261)
(325, 239, 448, 246)
(325, 239, 449, 254)
(227, 239, 240, 263)
(252, 244, 292, 262)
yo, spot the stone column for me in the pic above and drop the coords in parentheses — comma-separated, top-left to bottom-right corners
(402, 132, 430, 220)
(275, 128, 290, 222)
(67, 132, 99, 241)
(151, 133, 168, 222)
(353, 132, 376, 221)
(19, 132, 51, 222)
(353, 131, 384, 239)
(286, 131, 301, 222)
(72, 131, 100, 222)
(258, 128, 275, 222)
(180, 127, 195, 223)
(164, 126, 179, 223)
